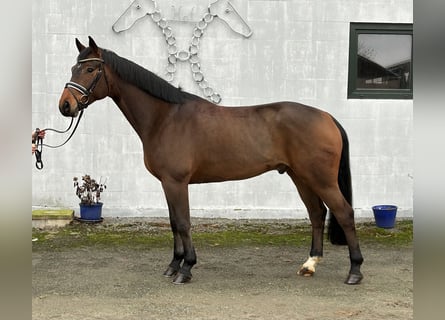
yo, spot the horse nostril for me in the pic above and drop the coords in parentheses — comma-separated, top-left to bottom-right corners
(63, 101, 70, 114)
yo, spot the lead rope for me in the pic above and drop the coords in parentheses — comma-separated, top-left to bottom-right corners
(34, 109, 84, 170)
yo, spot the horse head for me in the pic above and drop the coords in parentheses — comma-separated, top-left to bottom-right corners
(112, 0, 158, 33)
(58, 37, 109, 117)
(208, 0, 253, 38)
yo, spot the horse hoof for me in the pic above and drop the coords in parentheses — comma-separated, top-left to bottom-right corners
(344, 273, 363, 285)
(297, 267, 314, 277)
(163, 266, 178, 278)
(173, 272, 192, 285)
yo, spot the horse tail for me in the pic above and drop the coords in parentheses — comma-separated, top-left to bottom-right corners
(327, 117, 352, 245)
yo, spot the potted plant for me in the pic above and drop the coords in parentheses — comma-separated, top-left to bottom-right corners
(73, 174, 107, 222)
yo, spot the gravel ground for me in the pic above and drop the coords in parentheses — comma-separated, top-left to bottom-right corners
(32, 218, 413, 319)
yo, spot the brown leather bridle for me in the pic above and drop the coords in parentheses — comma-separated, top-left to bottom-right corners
(64, 57, 109, 111)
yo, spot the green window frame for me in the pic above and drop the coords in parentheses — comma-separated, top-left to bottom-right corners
(347, 22, 413, 99)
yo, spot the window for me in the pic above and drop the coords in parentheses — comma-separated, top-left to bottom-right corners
(348, 23, 413, 99)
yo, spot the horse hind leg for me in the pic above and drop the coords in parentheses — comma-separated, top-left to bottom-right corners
(320, 187, 364, 285)
(288, 173, 327, 277)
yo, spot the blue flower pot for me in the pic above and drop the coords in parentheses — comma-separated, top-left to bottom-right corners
(79, 202, 103, 221)
(372, 205, 397, 228)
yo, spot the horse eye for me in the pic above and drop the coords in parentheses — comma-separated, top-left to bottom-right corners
(136, 5, 141, 9)
(87, 67, 94, 73)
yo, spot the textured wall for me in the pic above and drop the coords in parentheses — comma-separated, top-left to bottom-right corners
(32, 0, 413, 218)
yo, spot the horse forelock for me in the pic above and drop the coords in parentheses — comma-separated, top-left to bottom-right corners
(77, 47, 93, 61)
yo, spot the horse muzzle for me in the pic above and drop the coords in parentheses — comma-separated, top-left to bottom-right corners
(59, 84, 90, 117)
(58, 89, 76, 117)
(58, 100, 78, 117)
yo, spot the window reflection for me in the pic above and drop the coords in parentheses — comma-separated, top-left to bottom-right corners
(357, 34, 412, 90)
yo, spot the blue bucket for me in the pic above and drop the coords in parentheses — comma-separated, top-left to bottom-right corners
(79, 202, 103, 221)
(372, 205, 397, 228)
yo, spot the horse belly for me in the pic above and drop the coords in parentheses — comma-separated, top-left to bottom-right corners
(190, 163, 272, 183)
(190, 140, 285, 183)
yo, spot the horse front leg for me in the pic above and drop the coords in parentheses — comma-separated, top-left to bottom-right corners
(161, 180, 197, 284)
(162, 216, 184, 278)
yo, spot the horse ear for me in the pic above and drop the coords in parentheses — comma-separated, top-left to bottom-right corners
(75, 38, 86, 52)
(88, 36, 99, 54)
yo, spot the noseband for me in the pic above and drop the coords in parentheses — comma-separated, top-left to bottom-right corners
(65, 58, 108, 111)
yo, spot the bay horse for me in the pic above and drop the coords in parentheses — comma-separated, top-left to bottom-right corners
(58, 36, 363, 285)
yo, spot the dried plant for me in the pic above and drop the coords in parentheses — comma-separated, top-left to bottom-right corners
(73, 174, 107, 205)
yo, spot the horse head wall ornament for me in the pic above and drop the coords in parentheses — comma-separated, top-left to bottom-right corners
(111, 0, 253, 104)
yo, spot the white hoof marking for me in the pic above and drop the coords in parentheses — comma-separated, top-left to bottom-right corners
(298, 256, 321, 275)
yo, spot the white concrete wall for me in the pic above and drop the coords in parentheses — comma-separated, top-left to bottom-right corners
(32, 0, 413, 219)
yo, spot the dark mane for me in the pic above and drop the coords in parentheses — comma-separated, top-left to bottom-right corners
(78, 47, 201, 104)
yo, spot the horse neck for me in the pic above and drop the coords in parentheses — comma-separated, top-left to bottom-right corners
(110, 81, 172, 139)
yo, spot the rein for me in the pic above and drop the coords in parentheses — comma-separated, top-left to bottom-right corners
(34, 110, 84, 170)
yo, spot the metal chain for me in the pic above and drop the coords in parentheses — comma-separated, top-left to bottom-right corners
(147, 2, 222, 104)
